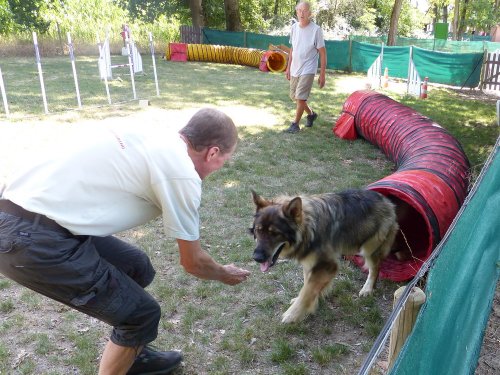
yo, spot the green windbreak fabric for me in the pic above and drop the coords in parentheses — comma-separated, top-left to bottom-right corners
(199, 29, 485, 87)
(202, 29, 246, 47)
(349, 42, 410, 78)
(350, 35, 500, 53)
(245, 32, 289, 50)
(389, 139, 500, 375)
(351, 41, 382, 73)
(325, 40, 350, 71)
(202, 29, 288, 50)
(381, 46, 410, 79)
(412, 47, 483, 87)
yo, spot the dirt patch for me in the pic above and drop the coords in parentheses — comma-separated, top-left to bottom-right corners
(476, 282, 500, 375)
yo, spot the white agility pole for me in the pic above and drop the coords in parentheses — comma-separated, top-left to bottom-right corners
(0, 66, 10, 116)
(33, 32, 49, 114)
(97, 33, 112, 104)
(125, 32, 137, 100)
(67, 32, 82, 108)
(149, 31, 160, 96)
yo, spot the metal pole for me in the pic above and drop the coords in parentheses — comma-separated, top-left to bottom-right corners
(33, 32, 49, 114)
(97, 32, 112, 104)
(149, 32, 160, 96)
(0, 66, 10, 116)
(67, 32, 82, 108)
(125, 32, 137, 100)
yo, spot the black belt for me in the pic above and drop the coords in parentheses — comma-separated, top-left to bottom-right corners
(0, 199, 69, 233)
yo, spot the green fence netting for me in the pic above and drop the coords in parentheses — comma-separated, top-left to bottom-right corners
(389, 137, 500, 375)
(350, 35, 500, 53)
(412, 46, 484, 87)
(325, 40, 350, 71)
(200, 29, 486, 87)
(202, 28, 288, 49)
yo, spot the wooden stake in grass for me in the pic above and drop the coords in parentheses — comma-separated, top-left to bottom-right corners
(387, 286, 426, 370)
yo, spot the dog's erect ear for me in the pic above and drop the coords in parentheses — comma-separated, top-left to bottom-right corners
(251, 189, 271, 210)
(283, 197, 302, 221)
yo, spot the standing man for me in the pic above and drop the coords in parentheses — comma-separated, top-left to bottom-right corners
(0, 108, 251, 375)
(285, 1, 327, 133)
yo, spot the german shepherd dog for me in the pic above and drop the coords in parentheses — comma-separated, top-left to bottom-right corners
(250, 189, 398, 323)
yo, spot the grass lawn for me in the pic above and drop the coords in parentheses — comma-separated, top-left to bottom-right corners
(0, 55, 498, 374)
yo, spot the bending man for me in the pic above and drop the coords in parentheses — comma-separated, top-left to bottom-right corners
(0, 108, 251, 375)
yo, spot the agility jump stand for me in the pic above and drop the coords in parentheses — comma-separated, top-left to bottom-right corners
(407, 46, 423, 98)
(367, 43, 384, 89)
(0, 66, 9, 117)
(367, 45, 426, 98)
(98, 31, 143, 101)
(97, 35, 112, 105)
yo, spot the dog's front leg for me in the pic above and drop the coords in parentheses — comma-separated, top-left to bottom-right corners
(281, 269, 332, 323)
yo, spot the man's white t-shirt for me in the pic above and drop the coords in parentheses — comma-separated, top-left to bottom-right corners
(3, 125, 201, 240)
(289, 21, 325, 77)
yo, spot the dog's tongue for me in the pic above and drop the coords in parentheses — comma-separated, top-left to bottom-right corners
(260, 260, 272, 273)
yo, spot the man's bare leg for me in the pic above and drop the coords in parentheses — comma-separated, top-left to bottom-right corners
(294, 99, 312, 124)
(98, 341, 141, 375)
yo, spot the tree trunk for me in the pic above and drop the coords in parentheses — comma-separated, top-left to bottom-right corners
(387, 0, 403, 46)
(274, 0, 279, 16)
(224, 0, 242, 31)
(452, 0, 460, 40)
(189, 0, 204, 28)
(442, 5, 448, 24)
(458, 0, 469, 37)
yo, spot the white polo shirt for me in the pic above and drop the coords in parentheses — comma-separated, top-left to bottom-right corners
(3, 124, 201, 240)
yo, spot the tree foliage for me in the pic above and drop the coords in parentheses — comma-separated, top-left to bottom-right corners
(5, 0, 51, 34)
(0, 0, 499, 42)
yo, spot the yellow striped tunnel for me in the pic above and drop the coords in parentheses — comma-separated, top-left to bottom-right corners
(166, 43, 287, 73)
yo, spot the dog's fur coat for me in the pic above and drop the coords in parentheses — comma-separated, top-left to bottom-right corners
(250, 189, 398, 323)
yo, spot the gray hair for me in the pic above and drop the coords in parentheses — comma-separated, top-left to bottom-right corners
(179, 108, 238, 154)
(295, 1, 311, 11)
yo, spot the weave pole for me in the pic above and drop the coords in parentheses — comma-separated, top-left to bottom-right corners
(124, 32, 137, 100)
(148, 32, 160, 96)
(33, 32, 49, 114)
(0, 66, 9, 116)
(67, 32, 82, 108)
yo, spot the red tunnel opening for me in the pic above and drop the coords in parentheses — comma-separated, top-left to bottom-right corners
(334, 91, 470, 281)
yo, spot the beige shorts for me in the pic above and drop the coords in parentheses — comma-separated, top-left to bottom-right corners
(290, 74, 315, 101)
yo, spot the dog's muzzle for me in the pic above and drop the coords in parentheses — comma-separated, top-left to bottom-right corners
(253, 242, 285, 272)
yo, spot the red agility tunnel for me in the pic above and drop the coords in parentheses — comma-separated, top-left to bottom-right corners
(333, 90, 470, 281)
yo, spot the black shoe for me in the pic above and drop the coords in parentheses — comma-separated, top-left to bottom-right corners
(127, 346, 183, 375)
(285, 122, 300, 133)
(306, 112, 318, 127)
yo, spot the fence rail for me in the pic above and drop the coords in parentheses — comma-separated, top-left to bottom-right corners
(481, 50, 500, 90)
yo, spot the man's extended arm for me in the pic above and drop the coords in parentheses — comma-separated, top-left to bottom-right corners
(177, 239, 250, 285)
